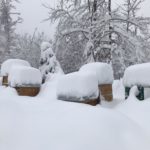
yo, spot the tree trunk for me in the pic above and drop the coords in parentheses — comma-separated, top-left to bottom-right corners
(127, 0, 131, 32)
(108, 0, 112, 44)
(108, 0, 112, 63)
(93, 0, 97, 13)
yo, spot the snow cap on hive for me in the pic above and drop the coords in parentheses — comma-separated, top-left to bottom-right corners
(1, 59, 31, 76)
(8, 66, 42, 87)
(79, 62, 114, 85)
(57, 72, 99, 102)
(123, 63, 150, 87)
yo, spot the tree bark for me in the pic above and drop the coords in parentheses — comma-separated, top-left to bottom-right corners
(108, 0, 112, 43)
(108, 0, 112, 63)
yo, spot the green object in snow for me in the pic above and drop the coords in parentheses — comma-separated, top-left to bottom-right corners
(125, 86, 144, 100)
(137, 86, 144, 101)
(125, 87, 131, 99)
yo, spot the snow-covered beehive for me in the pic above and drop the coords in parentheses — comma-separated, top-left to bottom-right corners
(123, 63, 150, 87)
(57, 72, 100, 106)
(8, 66, 42, 96)
(1, 59, 31, 86)
(123, 63, 150, 100)
(80, 62, 114, 101)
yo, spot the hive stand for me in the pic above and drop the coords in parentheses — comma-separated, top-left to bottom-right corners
(125, 86, 144, 101)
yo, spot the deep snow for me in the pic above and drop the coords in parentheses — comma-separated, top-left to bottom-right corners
(0, 77, 150, 150)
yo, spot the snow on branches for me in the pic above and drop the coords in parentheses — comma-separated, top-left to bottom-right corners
(39, 42, 63, 82)
(45, 0, 150, 78)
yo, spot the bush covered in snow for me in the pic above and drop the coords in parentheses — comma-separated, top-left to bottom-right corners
(39, 42, 63, 82)
(57, 72, 99, 102)
(80, 62, 114, 85)
(123, 63, 150, 87)
(1, 59, 31, 76)
(8, 66, 42, 87)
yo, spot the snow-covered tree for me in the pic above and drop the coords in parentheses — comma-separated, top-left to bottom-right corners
(54, 31, 86, 73)
(45, 0, 111, 63)
(0, 0, 22, 52)
(40, 42, 63, 82)
(45, 0, 150, 78)
(112, 0, 150, 78)
(14, 31, 47, 68)
(0, 0, 23, 67)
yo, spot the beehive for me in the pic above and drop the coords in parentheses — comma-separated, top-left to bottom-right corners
(2, 76, 8, 86)
(82, 97, 100, 106)
(15, 86, 40, 96)
(99, 84, 113, 102)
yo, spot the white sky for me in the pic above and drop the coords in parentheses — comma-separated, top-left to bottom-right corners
(113, 0, 150, 17)
(16, 0, 56, 38)
(16, 0, 150, 38)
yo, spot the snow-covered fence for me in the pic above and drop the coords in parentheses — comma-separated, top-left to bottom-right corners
(0, 59, 31, 86)
(57, 72, 100, 106)
(8, 66, 42, 96)
(123, 63, 150, 100)
(79, 63, 114, 101)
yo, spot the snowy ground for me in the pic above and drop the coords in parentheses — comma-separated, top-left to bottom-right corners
(0, 76, 150, 150)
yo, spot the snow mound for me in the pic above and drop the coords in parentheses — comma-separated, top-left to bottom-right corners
(123, 63, 150, 87)
(1, 59, 31, 76)
(8, 66, 42, 87)
(57, 72, 99, 101)
(80, 62, 114, 85)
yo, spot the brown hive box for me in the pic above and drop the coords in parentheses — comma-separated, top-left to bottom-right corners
(2, 76, 8, 86)
(15, 86, 40, 97)
(82, 96, 100, 106)
(99, 84, 113, 102)
(58, 95, 100, 106)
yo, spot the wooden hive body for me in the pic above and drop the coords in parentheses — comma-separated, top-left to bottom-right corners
(15, 86, 40, 97)
(2, 76, 8, 86)
(99, 84, 113, 101)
